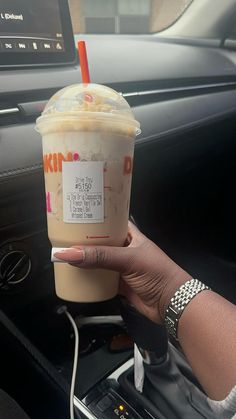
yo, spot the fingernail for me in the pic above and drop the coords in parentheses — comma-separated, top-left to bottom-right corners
(51, 247, 85, 263)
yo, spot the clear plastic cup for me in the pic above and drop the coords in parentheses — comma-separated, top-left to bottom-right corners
(36, 83, 140, 302)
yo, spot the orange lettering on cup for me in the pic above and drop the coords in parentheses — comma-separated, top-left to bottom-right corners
(67, 152, 73, 162)
(43, 154, 53, 173)
(44, 152, 81, 173)
(57, 153, 66, 172)
(123, 156, 133, 175)
(52, 153, 58, 172)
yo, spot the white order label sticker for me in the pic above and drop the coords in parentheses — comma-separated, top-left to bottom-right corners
(62, 161, 104, 223)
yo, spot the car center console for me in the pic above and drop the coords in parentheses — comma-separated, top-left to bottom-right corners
(72, 304, 216, 419)
(77, 359, 149, 419)
(0, 304, 220, 419)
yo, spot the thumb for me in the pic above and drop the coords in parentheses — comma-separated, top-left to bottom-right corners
(53, 245, 132, 273)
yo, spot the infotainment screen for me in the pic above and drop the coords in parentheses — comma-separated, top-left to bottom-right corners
(0, 0, 76, 67)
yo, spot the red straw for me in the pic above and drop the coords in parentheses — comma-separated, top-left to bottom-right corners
(78, 41, 91, 83)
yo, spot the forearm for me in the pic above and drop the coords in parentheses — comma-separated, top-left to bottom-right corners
(177, 290, 236, 400)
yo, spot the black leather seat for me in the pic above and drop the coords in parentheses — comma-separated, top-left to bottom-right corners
(0, 389, 30, 419)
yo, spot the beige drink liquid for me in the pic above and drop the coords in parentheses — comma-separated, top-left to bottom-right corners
(36, 84, 140, 302)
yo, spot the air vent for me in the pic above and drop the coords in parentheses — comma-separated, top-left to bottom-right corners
(0, 248, 31, 290)
(0, 103, 20, 126)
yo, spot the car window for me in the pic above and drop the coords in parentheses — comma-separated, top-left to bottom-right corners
(69, 0, 193, 35)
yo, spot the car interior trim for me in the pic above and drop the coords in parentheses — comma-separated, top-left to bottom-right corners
(108, 358, 134, 381)
(0, 108, 19, 116)
(1, 89, 236, 182)
(122, 81, 236, 97)
(74, 396, 97, 419)
(135, 105, 236, 148)
(0, 164, 43, 180)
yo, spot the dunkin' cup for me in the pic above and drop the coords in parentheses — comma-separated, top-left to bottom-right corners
(36, 83, 140, 302)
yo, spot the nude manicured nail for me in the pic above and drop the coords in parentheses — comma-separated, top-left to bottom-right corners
(51, 247, 85, 263)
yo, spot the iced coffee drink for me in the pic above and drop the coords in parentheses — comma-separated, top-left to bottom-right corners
(36, 83, 140, 302)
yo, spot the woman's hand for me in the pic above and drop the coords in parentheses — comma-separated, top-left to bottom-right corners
(54, 222, 191, 324)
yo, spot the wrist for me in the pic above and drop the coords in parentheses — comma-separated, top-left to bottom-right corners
(159, 268, 192, 323)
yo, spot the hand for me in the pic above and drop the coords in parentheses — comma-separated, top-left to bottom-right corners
(54, 222, 191, 324)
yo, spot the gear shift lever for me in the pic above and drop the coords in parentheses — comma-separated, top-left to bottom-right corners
(120, 299, 168, 395)
(119, 298, 216, 419)
(120, 299, 168, 365)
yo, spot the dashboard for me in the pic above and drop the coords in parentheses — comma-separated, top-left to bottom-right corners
(1, 13, 236, 313)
